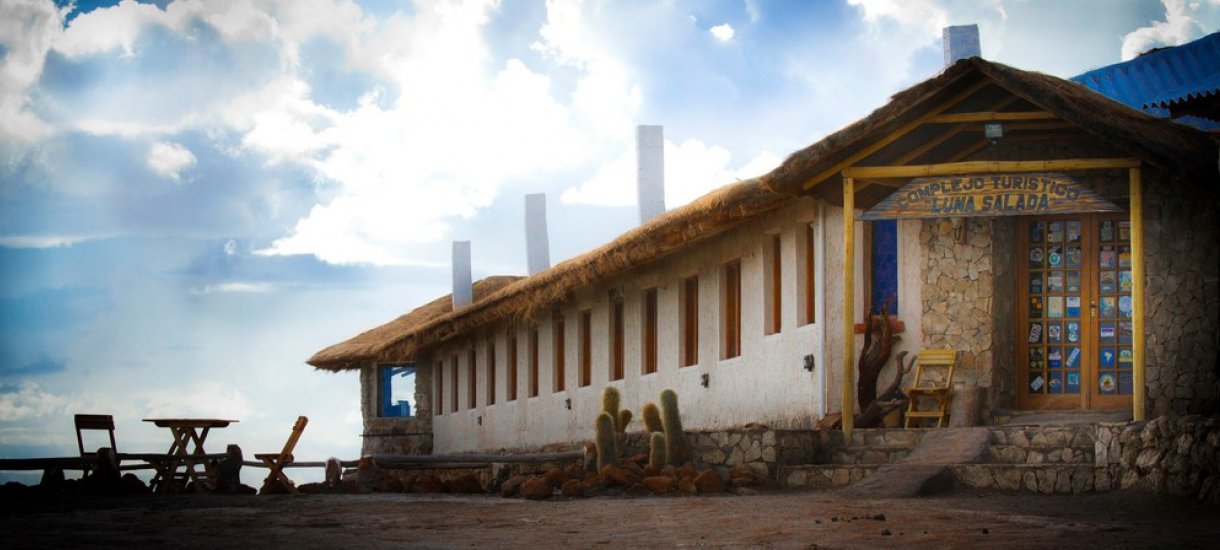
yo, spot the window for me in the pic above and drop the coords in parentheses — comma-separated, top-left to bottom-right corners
(507, 331, 518, 401)
(435, 360, 444, 415)
(553, 313, 566, 392)
(378, 364, 416, 417)
(798, 221, 817, 326)
(610, 292, 625, 380)
(467, 348, 477, 410)
(529, 327, 540, 398)
(579, 309, 592, 386)
(870, 220, 899, 315)
(680, 275, 699, 367)
(642, 288, 658, 374)
(486, 335, 497, 406)
(764, 234, 782, 335)
(450, 355, 459, 413)
(722, 260, 741, 359)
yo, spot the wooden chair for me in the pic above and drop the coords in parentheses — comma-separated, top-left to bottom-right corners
(256, 416, 308, 494)
(75, 414, 117, 475)
(903, 349, 958, 428)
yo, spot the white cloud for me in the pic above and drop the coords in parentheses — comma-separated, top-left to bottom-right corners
(0, 381, 67, 422)
(1121, 0, 1208, 60)
(0, 0, 64, 141)
(189, 282, 277, 294)
(223, 239, 238, 255)
(0, 235, 99, 249)
(141, 382, 254, 419)
(710, 23, 735, 42)
(562, 139, 781, 210)
(147, 141, 197, 182)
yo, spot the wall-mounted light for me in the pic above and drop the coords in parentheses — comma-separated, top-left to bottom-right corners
(701, 373, 710, 388)
(565, 398, 572, 410)
(476, 415, 482, 426)
(803, 354, 816, 372)
(984, 122, 1003, 145)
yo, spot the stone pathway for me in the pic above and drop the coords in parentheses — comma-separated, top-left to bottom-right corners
(841, 427, 991, 498)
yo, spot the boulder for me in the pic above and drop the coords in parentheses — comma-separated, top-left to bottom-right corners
(560, 479, 585, 498)
(500, 475, 527, 498)
(678, 476, 698, 495)
(377, 477, 404, 493)
(642, 475, 675, 495)
(600, 464, 631, 487)
(119, 473, 150, 495)
(542, 467, 568, 487)
(446, 473, 484, 494)
(730, 464, 761, 487)
(411, 474, 445, 493)
(694, 470, 727, 494)
(521, 477, 553, 500)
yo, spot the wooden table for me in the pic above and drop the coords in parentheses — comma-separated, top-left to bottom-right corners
(144, 418, 237, 493)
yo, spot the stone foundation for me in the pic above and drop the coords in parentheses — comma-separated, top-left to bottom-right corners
(1095, 414, 1220, 503)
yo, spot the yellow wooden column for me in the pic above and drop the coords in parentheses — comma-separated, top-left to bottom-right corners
(1129, 166, 1146, 421)
(842, 177, 855, 438)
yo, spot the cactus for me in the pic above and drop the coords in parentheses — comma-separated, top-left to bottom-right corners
(641, 402, 663, 433)
(617, 409, 633, 433)
(660, 388, 689, 466)
(601, 386, 620, 420)
(595, 412, 619, 470)
(648, 432, 667, 471)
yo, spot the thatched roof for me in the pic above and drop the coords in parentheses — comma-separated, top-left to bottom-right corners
(308, 180, 790, 371)
(309, 56, 1218, 372)
(308, 275, 524, 370)
(763, 57, 1218, 202)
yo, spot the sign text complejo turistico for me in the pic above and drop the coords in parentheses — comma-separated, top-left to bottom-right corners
(859, 172, 1122, 220)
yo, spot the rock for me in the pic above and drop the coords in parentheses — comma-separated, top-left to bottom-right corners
(564, 463, 585, 482)
(298, 482, 330, 494)
(560, 479, 585, 498)
(119, 473, 150, 495)
(357, 457, 382, 493)
(624, 483, 652, 497)
(412, 474, 445, 493)
(38, 467, 65, 495)
(626, 453, 649, 468)
(500, 475, 527, 498)
(678, 477, 698, 495)
(446, 473, 484, 494)
(729, 464, 760, 487)
(642, 476, 674, 495)
(694, 470, 726, 493)
(325, 458, 343, 488)
(542, 467, 568, 487)
(600, 464, 631, 487)
(521, 477, 553, 500)
(677, 465, 700, 480)
(400, 473, 419, 492)
(378, 477, 404, 493)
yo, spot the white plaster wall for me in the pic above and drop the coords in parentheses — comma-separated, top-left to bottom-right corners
(427, 198, 829, 453)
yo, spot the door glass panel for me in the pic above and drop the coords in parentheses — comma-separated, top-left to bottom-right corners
(1096, 218, 1133, 395)
(1024, 217, 1081, 397)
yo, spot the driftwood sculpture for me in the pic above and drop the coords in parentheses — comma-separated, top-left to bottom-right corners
(853, 351, 915, 428)
(856, 296, 897, 409)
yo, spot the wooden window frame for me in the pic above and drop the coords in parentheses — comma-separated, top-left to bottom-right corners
(610, 293, 625, 381)
(529, 327, 540, 398)
(579, 309, 592, 386)
(507, 330, 518, 401)
(486, 335, 497, 406)
(449, 355, 459, 413)
(680, 275, 699, 367)
(641, 287, 658, 374)
(764, 233, 782, 335)
(722, 260, 742, 359)
(467, 347, 477, 409)
(435, 360, 444, 416)
(553, 313, 566, 393)
(799, 221, 817, 326)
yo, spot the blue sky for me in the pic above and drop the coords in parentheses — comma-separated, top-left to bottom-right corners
(1, 0, 1217, 484)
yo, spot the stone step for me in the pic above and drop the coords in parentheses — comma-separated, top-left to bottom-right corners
(988, 425, 1095, 449)
(780, 464, 881, 490)
(986, 444, 1094, 464)
(826, 446, 912, 465)
(950, 463, 1101, 494)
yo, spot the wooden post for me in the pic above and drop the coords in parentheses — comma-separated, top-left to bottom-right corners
(842, 176, 856, 438)
(1129, 166, 1146, 421)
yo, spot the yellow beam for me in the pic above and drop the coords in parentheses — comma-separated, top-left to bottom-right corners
(802, 79, 992, 190)
(926, 111, 1055, 123)
(842, 177, 855, 438)
(891, 97, 1022, 166)
(841, 158, 1141, 179)
(1130, 166, 1146, 421)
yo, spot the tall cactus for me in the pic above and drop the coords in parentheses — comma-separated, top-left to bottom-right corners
(660, 389, 689, 466)
(641, 402, 663, 433)
(617, 409, 633, 434)
(648, 432, 667, 471)
(595, 412, 619, 470)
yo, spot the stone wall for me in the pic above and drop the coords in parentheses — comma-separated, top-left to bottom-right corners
(1095, 414, 1220, 503)
(920, 217, 996, 390)
(1141, 171, 1220, 416)
(622, 428, 816, 483)
(360, 364, 433, 457)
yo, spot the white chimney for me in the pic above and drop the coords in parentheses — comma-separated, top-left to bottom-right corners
(636, 124, 665, 224)
(943, 24, 981, 67)
(452, 240, 472, 309)
(524, 193, 551, 275)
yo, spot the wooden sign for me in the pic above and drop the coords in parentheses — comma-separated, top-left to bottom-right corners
(859, 173, 1121, 220)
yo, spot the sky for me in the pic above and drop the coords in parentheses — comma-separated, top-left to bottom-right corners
(1, 0, 1217, 485)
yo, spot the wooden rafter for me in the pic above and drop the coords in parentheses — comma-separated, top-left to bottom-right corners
(802, 79, 992, 190)
(891, 96, 1022, 166)
(841, 158, 1140, 179)
(926, 111, 1054, 123)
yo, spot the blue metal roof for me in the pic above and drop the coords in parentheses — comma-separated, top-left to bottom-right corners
(1071, 32, 1219, 130)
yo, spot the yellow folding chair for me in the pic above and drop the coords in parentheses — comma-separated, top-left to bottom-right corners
(903, 350, 958, 428)
(255, 416, 308, 494)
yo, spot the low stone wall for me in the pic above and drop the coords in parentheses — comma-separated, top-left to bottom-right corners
(623, 428, 816, 483)
(1095, 414, 1220, 503)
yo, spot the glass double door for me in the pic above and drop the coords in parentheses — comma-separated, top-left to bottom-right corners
(1017, 214, 1134, 410)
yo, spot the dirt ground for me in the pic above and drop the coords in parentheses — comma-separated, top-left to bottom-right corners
(4, 487, 1219, 549)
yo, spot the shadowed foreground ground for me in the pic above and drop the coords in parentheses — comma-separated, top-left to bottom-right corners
(3, 488, 1218, 549)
